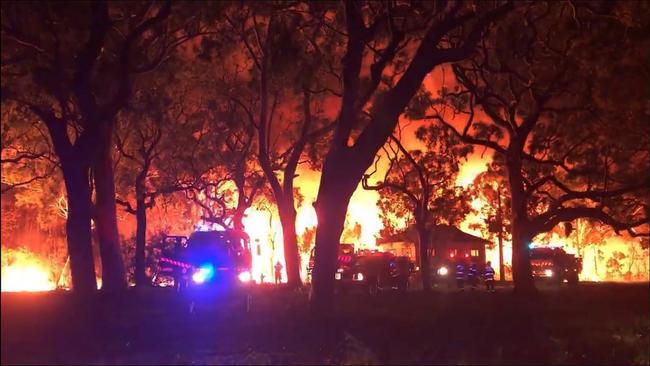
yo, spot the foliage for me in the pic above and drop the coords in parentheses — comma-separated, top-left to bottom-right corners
(370, 123, 473, 234)
(431, 1, 649, 291)
(467, 161, 512, 246)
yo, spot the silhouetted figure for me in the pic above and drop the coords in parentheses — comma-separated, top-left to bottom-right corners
(274, 261, 283, 284)
(484, 261, 496, 292)
(455, 260, 465, 290)
(173, 237, 184, 291)
(468, 262, 478, 290)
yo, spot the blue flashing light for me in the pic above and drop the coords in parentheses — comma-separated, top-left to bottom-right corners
(192, 264, 215, 284)
(528, 243, 534, 250)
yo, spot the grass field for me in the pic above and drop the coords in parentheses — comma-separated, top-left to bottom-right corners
(2, 282, 648, 365)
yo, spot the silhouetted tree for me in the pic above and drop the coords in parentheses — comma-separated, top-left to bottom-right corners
(309, 1, 512, 311)
(114, 70, 202, 286)
(434, 1, 649, 294)
(0, 1, 208, 291)
(363, 124, 471, 290)
(214, 4, 337, 288)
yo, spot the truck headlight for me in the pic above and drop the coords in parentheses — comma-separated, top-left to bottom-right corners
(438, 266, 449, 276)
(192, 264, 214, 284)
(354, 273, 364, 281)
(238, 270, 252, 283)
(544, 269, 553, 277)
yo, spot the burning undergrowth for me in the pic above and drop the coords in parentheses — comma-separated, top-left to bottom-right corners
(1, 246, 56, 292)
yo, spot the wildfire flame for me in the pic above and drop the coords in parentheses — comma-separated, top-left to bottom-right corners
(1, 247, 56, 292)
(2, 154, 646, 291)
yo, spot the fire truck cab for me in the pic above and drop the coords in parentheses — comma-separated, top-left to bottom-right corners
(307, 243, 355, 279)
(152, 230, 253, 290)
(530, 246, 581, 285)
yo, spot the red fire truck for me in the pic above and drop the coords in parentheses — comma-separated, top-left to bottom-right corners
(530, 246, 582, 285)
(336, 251, 414, 294)
(307, 243, 355, 279)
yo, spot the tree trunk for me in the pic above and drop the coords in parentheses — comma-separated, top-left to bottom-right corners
(93, 142, 127, 291)
(497, 188, 505, 281)
(416, 223, 431, 291)
(511, 219, 536, 295)
(134, 196, 147, 287)
(498, 230, 505, 282)
(506, 147, 537, 296)
(278, 201, 302, 288)
(232, 208, 245, 231)
(61, 161, 98, 293)
(414, 239, 421, 271)
(310, 155, 359, 313)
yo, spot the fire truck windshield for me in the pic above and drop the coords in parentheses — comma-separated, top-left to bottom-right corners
(188, 231, 247, 249)
(184, 231, 251, 267)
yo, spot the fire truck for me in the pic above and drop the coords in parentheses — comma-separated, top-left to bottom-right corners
(336, 251, 414, 294)
(151, 230, 253, 290)
(307, 244, 414, 293)
(530, 246, 582, 285)
(307, 243, 355, 279)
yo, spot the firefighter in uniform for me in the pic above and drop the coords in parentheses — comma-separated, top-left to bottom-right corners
(483, 261, 496, 292)
(468, 261, 478, 290)
(455, 260, 466, 290)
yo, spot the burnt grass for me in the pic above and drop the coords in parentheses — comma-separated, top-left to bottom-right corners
(2, 283, 648, 365)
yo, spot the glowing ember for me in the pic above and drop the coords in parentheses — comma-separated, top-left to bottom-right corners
(1, 247, 56, 292)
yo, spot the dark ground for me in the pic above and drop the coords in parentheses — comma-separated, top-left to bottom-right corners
(2, 282, 649, 365)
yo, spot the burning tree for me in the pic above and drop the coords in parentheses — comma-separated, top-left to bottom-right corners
(467, 164, 512, 281)
(433, 1, 650, 294)
(363, 124, 472, 290)
(1, 103, 57, 194)
(187, 97, 265, 232)
(1, 1, 209, 291)
(208, 3, 337, 288)
(309, 1, 512, 310)
(114, 67, 204, 286)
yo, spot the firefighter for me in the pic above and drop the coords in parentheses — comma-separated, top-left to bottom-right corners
(392, 256, 412, 290)
(455, 260, 465, 290)
(468, 261, 478, 290)
(274, 261, 283, 284)
(484, 261, 496, 292)
(172, 237, 184, 291)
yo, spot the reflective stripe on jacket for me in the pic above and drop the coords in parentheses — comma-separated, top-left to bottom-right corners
(468, 266, 478, 278)
(455, 264, 465, 279)
(484, 266, 495, 280)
